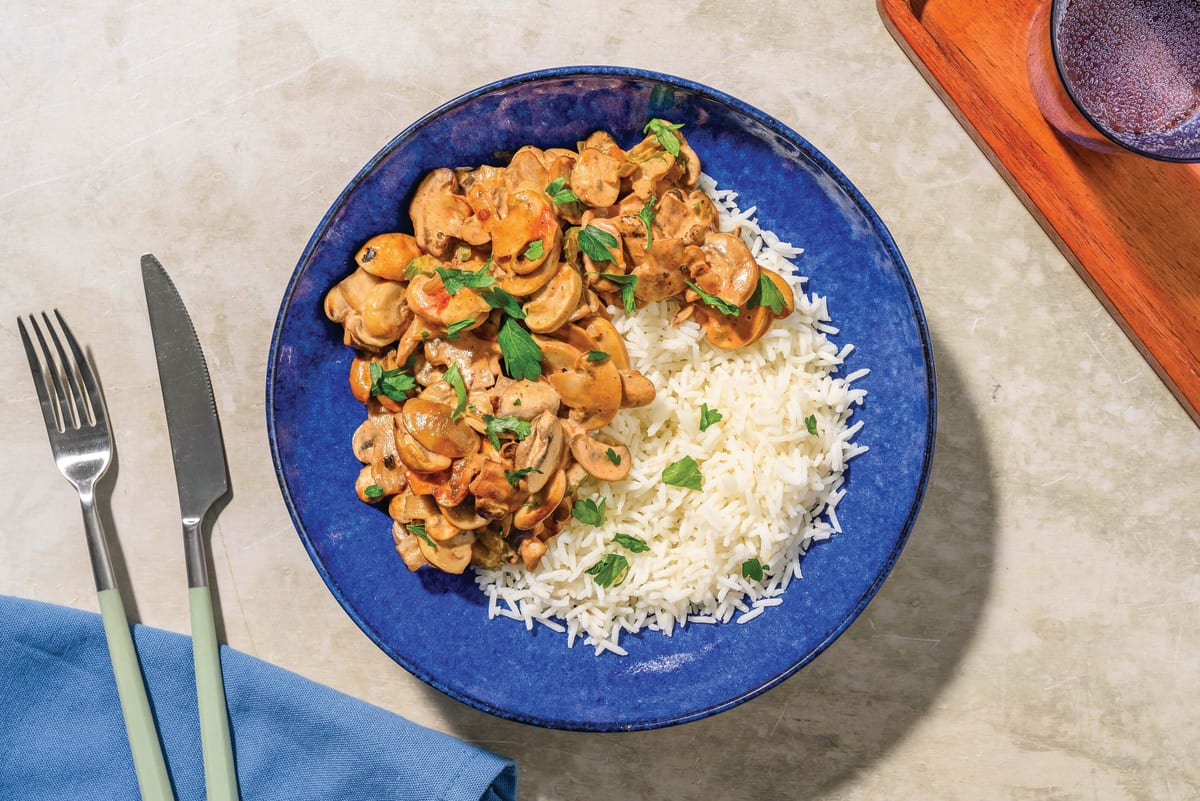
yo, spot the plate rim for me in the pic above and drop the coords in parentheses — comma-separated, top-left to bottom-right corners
(266, 64, 937, 731)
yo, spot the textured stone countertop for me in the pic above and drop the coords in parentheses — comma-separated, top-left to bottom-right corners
(2, 3, 1197, 799)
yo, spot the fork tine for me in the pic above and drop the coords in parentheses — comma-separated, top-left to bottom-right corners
(55, 309, 109, 430)
(42, 311, 91, 427)
(18, 317, 64, 433)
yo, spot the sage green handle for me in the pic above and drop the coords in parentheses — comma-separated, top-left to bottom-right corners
(189, 585, 240, 801)
(98, 588, 175, 801)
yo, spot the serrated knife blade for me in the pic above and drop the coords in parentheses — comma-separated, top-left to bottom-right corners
(141, 253, 240, 801)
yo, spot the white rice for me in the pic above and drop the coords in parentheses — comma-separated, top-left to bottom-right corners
(473, 174, 868, 655)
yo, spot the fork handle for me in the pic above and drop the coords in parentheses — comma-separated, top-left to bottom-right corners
(98, 588, 176, 801)
(189, 585, 240, 801)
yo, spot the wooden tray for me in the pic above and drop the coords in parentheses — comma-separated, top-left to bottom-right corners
(878, 0, 1200, 426)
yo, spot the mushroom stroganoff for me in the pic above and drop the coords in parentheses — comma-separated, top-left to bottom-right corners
(324, 121, 796, 576)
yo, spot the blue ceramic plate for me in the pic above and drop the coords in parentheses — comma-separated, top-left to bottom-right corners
(267, 67, 935, 731)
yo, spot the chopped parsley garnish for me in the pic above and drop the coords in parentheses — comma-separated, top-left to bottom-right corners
(497, 316, 543, 380)
(545, 177, 579, 204)
(364, 484, 384, 499)
(483, 286, 527, 319)
(597, 272, 638, 313)
(643, 118, 685, 156)
(662, 456, 703, 491)
(571, 497, 607, 526)
(699, 402, 723, 432)
(435, 264, 494, 295)
(481, 414, 533, 450)
(577, 225, 619, 263)
(613, 533, 650, 553)
(605, 447, 621, 465)
(748, 273, 786, 315)
(637, 195, 656, 249)
(442, 363, 467, 420)
(504, 466, 542, 487)
(586, 553, 629, 588)
(686, 280, 740, 317)
(586, 350, 609, 362)
(406, 522, 436, 549)
(369, 362, 416, 402)
(805, 414, 818, 435)
(741, 558, 768, 582)
(445, 318, 475, 340)
(523, 239, 545, 261)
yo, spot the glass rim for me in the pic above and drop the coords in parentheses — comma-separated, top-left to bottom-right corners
(1048, 0, 1200, 164)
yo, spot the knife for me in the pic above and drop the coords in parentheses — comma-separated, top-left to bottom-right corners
(141, 254, 240, 801)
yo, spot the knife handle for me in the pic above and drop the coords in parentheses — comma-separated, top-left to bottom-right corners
(98, 588, 176, 801)
(189, 585, 240, 801)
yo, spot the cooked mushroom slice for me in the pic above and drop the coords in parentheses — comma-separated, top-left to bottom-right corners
(496, 245, 559, 297)
(512, 468, 567, 530)
(410, 168, 471, 258)
(625, 136, 676, 199)
(581, 316, 630, 370)
(513, 411, 564, 494)
(517, 537, 547, 571)
(695, 231, 760, 307)
(654, 189, 718, 246)
(618, 370, 655, 408)
(469, 459, 522, 520)
(418, 529, 475, 574)
(421, 454, 483, 509)
(325, 268, 409, 351)
(355, 233, 424, 281)
(504, 146, 550, 193)
(534, 336, 623, 430)
(355, 462, 405, 502)
(522, 262, 583, 333)
(394, 422, 453, 473)
(490, 187, 559, 276)
(400, 397, 479, 458)
(693, 302, 772, 350)
(758, 267, 796, 319)
(562, 418, 632, 482)
(392, 522, 428, 571)
(424, 513, 463, 543)
(388, 490, 440, 524)
(405, 273, 490, 333)
(571, 146, 622, 207)
(676, 139, 702, 188)
(494, 379, 560, 420)
(424, 332, 502, 390)
(349, 356, 375, 404)
(458, 165, 507, 246)
(439, 498, 490, 531)
(393, 315, 437, 366)
(567, 288, 604, 323)
(632, 237, 690, 304)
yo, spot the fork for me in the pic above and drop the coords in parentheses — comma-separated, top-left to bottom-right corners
(19, 311, 175, 801)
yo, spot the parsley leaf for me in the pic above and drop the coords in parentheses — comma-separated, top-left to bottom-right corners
(586, 350, 609, 362)
(483, 286, 527, 319)
(662, 456, 703, 491)
(406, 522, 436, 549)
(741, 558, 768, 582)
(369, 362, 416, 402)
(578, 225, 619, 263)
(605, 447, 621, 465)
(435, 264, 494, 295)
(699, 402, 724, 432)
(598, 272, 638, 313)
(572, 497, 607, 526)
(686, 280, 740, 317)
(497, 316, 543, 380)
(805, 414, 818, 435)
(364, 484, 384, 499)
(613, 533, 650, 553)
(523, 239, 544, 261)
(643, 118, 685, 156)
(747, 272, 786, 315)
(586, 553, 629, 588)
(637, 195, 656, 249)
(545, 177, 579, 204)
(442, 363, 467, 420)
(481, 414, 533, 451)
(445, 318, 475, 340)
(505, 466, 542, 487)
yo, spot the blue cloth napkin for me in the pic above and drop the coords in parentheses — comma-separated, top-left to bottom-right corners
(0, 595, 517, 801)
